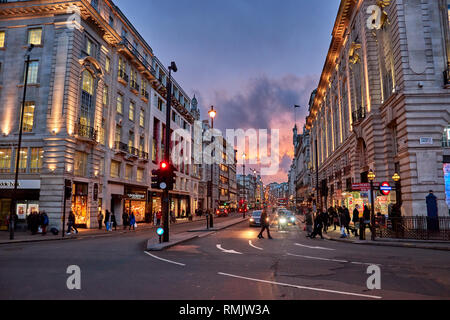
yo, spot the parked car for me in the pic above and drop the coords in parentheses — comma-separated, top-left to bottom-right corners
(216, 208, 229, 217)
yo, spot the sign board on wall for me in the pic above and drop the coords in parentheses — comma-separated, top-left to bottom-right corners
(0, 180, 41, 189)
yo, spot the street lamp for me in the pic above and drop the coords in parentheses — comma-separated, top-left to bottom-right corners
(242, 153, 246, 218)
(9, 44, 34, 240)
(368, 169, 376, 241)
(392, 172, 402, 209)
(209, 106, 216, 228)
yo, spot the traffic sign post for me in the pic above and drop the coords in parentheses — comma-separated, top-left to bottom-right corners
(157, 227, 164, 244)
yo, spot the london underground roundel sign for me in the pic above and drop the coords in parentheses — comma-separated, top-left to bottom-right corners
(380, 182, 392, 196)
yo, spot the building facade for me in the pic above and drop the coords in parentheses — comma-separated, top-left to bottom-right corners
(0, 0, 198, 229)
(305, 0, 450, 217)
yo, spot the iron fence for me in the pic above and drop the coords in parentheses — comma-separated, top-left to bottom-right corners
(379, 216, 450, 241)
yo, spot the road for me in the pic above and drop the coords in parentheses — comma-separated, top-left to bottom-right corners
(1, 211, 449, 300)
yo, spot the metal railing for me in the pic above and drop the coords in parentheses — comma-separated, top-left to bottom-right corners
(139, 150, 149, 160)
(379, 216, 450, 241)
(75, 122, 97, 141)
(119, 38, 157, 78)
(114, 141, 128, 153)
(128, 146, 139, 157)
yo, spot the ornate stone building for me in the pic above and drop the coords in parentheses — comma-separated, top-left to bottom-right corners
(0, 0, 199, 229)
(306, 0, 450, 217)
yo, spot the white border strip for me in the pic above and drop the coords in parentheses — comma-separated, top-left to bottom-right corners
(144, 251, 186, 267)
(218, 272, 382, 299)
(249, 240, 264, 251)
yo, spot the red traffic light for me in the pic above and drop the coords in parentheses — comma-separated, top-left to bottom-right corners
(160, 162, 168, 170)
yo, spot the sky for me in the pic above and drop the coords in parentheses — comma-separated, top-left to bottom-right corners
(115, 0, 341, 184)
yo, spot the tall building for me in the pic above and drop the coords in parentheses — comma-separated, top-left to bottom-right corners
(305, 0, 450, 217)
(0, 0, 198, 229)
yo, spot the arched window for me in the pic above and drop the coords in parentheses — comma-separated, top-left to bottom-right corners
(80, 70, 94, 127)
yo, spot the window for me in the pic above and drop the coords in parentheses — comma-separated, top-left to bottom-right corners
(117, 94, 123, 114)
(28, 28, 42, 46)
(105, 57, 110, 73)
(0, 148, 11, 173)
(128, 131, 135, 148)
(91, 0, 98, 11)
(29, 148, 43, 173)
(139, 109, 145, 127)
(157, 98, 163, 111)
(129, 102, 135, 121)
(16, 149, 28, 173)
(25, 61, 39, 84)
(80, 70, 94, 126)
(86, 38, 93, 56)
(125, 164, 133, 180)
(22, 102, 35, 132)
(109, 16, 114, 28)
(443, 125, 450, 148)
(74, 151, 88, 176)
(99, 119, 106, 145)
(115, 125, 121, 143)
(139, 137, 144, 154)
(137, 168, 144, 182)
(0, 31, 5, 48)
(103, 85, 109, 106)
(110, 160, 120, 178)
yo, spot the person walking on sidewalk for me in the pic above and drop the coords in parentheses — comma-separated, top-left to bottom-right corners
(343, 206, 351, 235)
(307, 211, 324, 239)
(156, 211, 162, 226)
(129, 212, 136, 230)
(304, 210, 314, 237)
(321, 210, 329, 234)
(67, 211, 78, 235)
(339, 210, 348, 238)
(104, 210, 111, 231)
(111, 212, 117, 231)
(258, 208, 273, 239)
(98, 211, 103, 230)
(352, 205, 360, 237)
(41, 211, 49, 236)
(122, 210, 129, 230)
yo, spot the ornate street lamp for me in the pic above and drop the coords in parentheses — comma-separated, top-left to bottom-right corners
(368, 169, 376, 241)
(208, 106, 216, 228)
(392, 172, 402, 209)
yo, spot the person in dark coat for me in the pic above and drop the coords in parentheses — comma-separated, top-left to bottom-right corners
(67, 211, 78, 235)
(343, 206, 351, 235)
(111, 212, 117, 231)
(426, 191, 439, 231)
(98, 211, 104, 230)
(339, 210, 348, 238)
(104, 210, 111, 231)
(129, 212, 136, 230)
(321, 210, 329, 234)
(122, 211, 129, 230)
(307, 212, 324, 239)
(41, 211, 49, 235)
(30, 212, 39, 235)
(352, 206, 360, 237)
(258, 208, 273, 239)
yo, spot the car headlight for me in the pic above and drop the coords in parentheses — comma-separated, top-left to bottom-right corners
(280, 218, 287, 224)
(250, 218, 255, 222)
(291, 217, 295, 222)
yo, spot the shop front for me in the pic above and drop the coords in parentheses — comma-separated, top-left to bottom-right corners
(0, 180, 40, 230)
(71, 182, 89, 228)
(170, 194, 190, 219)
(124, 186, 148, 223)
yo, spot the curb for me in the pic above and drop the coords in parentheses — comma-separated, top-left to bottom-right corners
(325, 236, 450, 251)
(146, 218, 249, 251)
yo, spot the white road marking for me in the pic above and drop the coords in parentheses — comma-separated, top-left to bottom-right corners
(217, 272, 382, 299)
(216, 244, 243, 255)
(249, 240, 263, 251)
(144, 251, 186, 266)
(295, 243, 336, 251)
(287, 253, 381, 266)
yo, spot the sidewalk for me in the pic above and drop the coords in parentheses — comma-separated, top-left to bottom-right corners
(320, 226, 450, 251)
(0, 214, 207, 245)
(146, 216, 249, 251)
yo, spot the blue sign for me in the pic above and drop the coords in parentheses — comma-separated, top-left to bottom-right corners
(157, 228, 164, 236)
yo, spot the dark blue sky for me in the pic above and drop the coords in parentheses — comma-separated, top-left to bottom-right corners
(115, 0, 340, 182)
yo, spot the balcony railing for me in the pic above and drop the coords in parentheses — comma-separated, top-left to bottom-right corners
(75, 121, 97, 141)
(118, 69, 129, 83)
(128, 146, 139, 157)
(115, 141, 128, 153)
(352, 107, 366, 124)
(139, 150, 149, 160)
(119, 38, 157, 78)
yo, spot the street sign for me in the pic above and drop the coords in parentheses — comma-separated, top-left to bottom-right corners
(352, 183, 379, 191)
(380, 182, 392, 196)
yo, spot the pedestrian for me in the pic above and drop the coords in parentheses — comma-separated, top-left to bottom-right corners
(111, 212, 117, 231)
(307, 211, 324, 239)
(343, 206, 351, 235)
(352, 205, 360, 237)
(170, 210, 176, 224)
(321, 210, 329, 233)
(41, 211, 49, 236)
(67, 211, 78, 235)
(304, 210, 313, 237)
(156, 211, 162, 226)
(104, 210, 111, 231)
(30, 212, 39, 235)
(98, 211, 103, 230)
(363, 205, 371, 231)
(129, 212, 136, 230)
(257, 208, 273, 239)
(339, 210, 348, 238)
(426, 190, 440, 231)
(122, 210, 129, 230)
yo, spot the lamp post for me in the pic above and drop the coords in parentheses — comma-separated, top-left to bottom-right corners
(368, 169, 376, 241)
(392, 172, 402, 209)
(162, 61, 177, 243)
(9, 44, 34, 240)
(208, 106, 216, 228)
(242, 153, 246, 218)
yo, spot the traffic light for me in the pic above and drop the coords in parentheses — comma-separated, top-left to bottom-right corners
(153, 162, 177, 191)
(164, 163, 177, 191)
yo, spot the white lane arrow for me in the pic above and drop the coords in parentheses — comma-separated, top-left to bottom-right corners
(216, 244, 243, 255)
(295, 243, 336, 251)
(249, 240, 263, 251)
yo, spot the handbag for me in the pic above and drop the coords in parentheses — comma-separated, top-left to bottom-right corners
(134, 223, 137, 228)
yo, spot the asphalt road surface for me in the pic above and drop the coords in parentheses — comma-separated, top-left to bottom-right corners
(1, 211, 449, 300)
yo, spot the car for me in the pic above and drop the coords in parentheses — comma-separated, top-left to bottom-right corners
(216, 208, 229, 217)
(249, 210, 263, 227)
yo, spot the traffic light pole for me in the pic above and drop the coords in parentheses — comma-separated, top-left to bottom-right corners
(162, 66, 174, 243)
